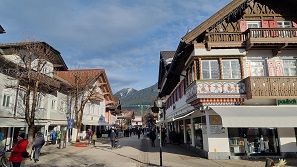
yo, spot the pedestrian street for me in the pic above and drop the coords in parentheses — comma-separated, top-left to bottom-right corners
(21, 133, 297, 167)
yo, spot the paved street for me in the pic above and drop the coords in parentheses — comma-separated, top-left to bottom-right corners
(20, 134, 297, 167)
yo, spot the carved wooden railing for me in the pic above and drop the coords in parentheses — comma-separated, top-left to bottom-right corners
(245, 28, 297, 39)
(244, 76, 297, 99)
(204, 28, 297, 47)
(205, 32, 245, 42)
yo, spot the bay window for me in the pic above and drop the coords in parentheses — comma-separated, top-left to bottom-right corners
(222, 59, 241, 79)
(202, 60, 219, 79)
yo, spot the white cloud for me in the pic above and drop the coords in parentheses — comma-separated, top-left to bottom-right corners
(0, 0, 232, 93)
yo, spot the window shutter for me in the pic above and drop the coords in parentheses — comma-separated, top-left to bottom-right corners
(261, 20, 269, 28)
(267, 60, 276, 76)
(268, 20, 278, 28)
(275, 60, 284, 76)
(245, 60, 251, 76)
(269, 20, 278, 37)
(239, 21, 247, 32)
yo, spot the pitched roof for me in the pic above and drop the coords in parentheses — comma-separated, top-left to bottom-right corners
(57, 69, 115, 105)
(0, 41, 67, 70)
(0, 25, 5, 34)
(56, 69, 103, 88)
(182, 0, 247, 44)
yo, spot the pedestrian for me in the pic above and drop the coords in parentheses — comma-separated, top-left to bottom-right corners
(52, 129, 57, 145)
(87, 129, 93, 145)
(110, 129, 116, 148)
(137, 128, 141, 139)
(57, 130, 62, 145)
(149, 129, 156, 147)
(9, 132, 29, 167)
(91, 133, 97, 146)
(31, 132, 45, 163)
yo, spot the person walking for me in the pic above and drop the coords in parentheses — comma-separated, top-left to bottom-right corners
(137, 128, 141, 139)
(87, 129, 93, 145)
(57, 130, 62, 145)
(110, 129, 116, 148)
(9, 132, 29, 167)
(91, 133, 97, 146)
(31, 132, 45, 163)
(52, 129, 57, 145)
(149, 129, 156, 147)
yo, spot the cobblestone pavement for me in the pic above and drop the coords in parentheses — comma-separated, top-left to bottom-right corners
(20, 134, 297, 167)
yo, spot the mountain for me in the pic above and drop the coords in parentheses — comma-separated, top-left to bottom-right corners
(114, 83, 158, 115)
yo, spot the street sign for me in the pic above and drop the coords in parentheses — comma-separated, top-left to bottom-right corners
(67, 119, 74, 129)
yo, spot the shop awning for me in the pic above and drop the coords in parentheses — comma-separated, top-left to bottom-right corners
(82, 120, 110, 126)
(211, 106, 297, 128)
(0, 118, 27, 127)
(173, 109, 196, 121)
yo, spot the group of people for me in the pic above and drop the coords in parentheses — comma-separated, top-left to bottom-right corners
(9, 131, 45, 167)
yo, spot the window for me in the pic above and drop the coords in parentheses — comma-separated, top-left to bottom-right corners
(2, 94, 10, 107)
(277, 21, 292, 28)
(250, 61, 267, 76)
(283, 60, 297, 76)
(222, 59, 241, 79)
(37, 94, 44, 108)
(51, 100, 56, 110)
(247, 21, 261, 37)
(278, 21, 292, 37)
(247, 21, 261, 28)
(202, 60, 220, 79)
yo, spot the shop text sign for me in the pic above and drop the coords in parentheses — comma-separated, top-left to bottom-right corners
(278, 99, 296, 105)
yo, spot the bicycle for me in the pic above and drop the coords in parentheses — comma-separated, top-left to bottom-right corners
(0, 145, 11, 167)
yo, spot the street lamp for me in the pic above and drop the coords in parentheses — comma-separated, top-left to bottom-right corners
(151, 98, 163, 166)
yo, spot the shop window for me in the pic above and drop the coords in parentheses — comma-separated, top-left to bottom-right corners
(202, 60, 220, 79)
(283, 60, 297, 76)
(179, 120, 184, 144)
(193, 116, 205, 149)
(222, 59, 241, 79)
(185, 119, 191, 144)
(2, 94, 10, 107)
(228, 128, 279, 156)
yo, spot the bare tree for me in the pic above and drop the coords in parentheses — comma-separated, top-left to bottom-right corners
(57, 69, 102, 141)
(0, 41, 61, 145)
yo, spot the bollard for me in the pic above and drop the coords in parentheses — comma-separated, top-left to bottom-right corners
(265, 158, 275, 167)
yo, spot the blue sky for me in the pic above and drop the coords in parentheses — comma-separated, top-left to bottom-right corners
(0, 0, 231, 93)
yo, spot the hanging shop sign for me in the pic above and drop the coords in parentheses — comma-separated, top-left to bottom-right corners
(277, 99, 297, 105)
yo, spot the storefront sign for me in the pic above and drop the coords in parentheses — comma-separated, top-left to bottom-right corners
(210, 125, 224, 134)
(278, 99, 297, 105)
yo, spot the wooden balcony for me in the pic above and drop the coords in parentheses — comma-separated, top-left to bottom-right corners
(186, 80, 246, 104)
(204, 28, 297, 51)
(245, 28, 297, 50)
(205, 32, 245, 50)
(244, 76, 297, 99)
